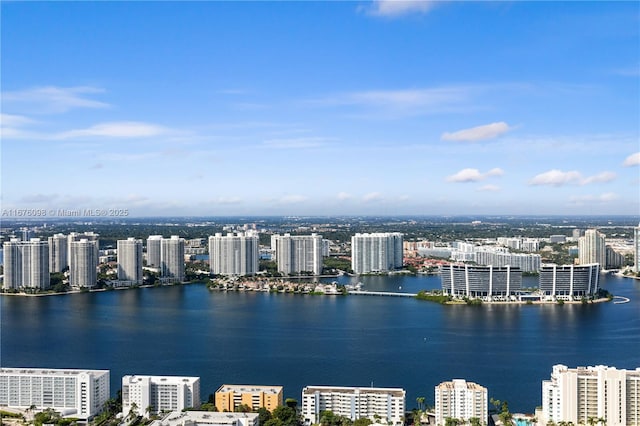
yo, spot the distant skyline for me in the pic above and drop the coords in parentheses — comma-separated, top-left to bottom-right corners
(1, 1, 639, 216)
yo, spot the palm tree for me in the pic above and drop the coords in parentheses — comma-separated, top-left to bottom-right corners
(596, 418, 606, 426)
(416, 397, 425, 411)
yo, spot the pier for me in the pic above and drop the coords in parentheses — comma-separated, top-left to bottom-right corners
(348, 290, 417, 297)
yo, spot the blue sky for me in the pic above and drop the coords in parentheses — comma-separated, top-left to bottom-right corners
(1, 1, 639, 217)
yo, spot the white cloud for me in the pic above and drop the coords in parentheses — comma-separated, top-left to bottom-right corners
(362, 192, 383, 202)
(3, 86, 109, 114)
(581, 171, 617, 185)
(477, 185, 500, 192)
(278, 195, 308, 204)
(623, 152, 640, 167)
(446, 168, 504, 183)
(529, 169, 617, 186)
(213, 197, 243, 205)
(20, 194, 60, 203)
(367, 0, 439, 17)
(337, 192, 352, 201)
(442, 122, 511, 142)
(56, 121, 168, 139)
(0, 113, 34, 127)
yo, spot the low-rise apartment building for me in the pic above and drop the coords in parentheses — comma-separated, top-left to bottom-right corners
(215, 384, 283, 413)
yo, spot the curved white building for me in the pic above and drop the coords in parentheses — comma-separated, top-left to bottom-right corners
(538, 264, 599, 300)
(441, 264, 522, 301)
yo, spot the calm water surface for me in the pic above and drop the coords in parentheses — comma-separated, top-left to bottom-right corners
(1, 274, 639, 413)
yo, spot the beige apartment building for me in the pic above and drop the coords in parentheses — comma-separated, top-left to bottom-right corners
(215, 385, 283, 412)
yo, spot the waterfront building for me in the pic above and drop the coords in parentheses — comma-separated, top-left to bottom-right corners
(117, 238, 143, 284)
(48, 233, 68, 272)
(573, 229, 586, 239)
(161, 236, 186, 282)
(272, 234, 323, 275)
(150, 411, 259, 426)
(634, 224, 640, 273)
(474, 250, 541, 272)
(434, 379, 488, 426)
(541, 364, 640, 426)
(351, 233, 403, 274)
(122, 375, 201, 417)
(550, 235, 567, 244)
(301, 386, 405, 425)
(67, 232, 99, 262)
(214, 384, 283, 413)
(2, 238, 50, 290)
(147, 235, 163, 268)
(606, 246, 626, 270)
(578, 229, 606, 267)
(69, 239, 99, 288)
(0, 367, 110, 420)
(208, 232, 259, 276)
(538, 264, 600, 300)
(440, 264, 522, 301)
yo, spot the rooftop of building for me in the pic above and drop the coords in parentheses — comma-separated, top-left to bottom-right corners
(151, 411, 258, 426)
(123, 375, 200, 384)
(1, 367, 109, 376)
(216, 384, 283, 394)
(302, 386, 405, 396)
(435, 379, 487, 391)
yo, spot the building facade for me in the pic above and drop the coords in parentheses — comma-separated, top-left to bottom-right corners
(541, 364, 640, 426)
(351, 233, 404, 274)
(474, 250, 541, 273)
(2, 238, 50, 290)
(634, 224, 640, 273)
(147, 235, 163, 268)
(118, 238, 144, 284)
(161, 236, 186, 282)
(122, 375, 201, 417)
(48, 233, 68, 273)
(0, 367, 110, 420)
(434, 379, 488, 426)
(272, 234, 323, 276)
(578, 229, 606, 267)
(215, 385, 283, 413)
(301, 386, 405, 426)
(440, 264, 522, 301)
(208, 233, 259, 276)
(538, 264, 600, 300)
(69, 239, 99, 288)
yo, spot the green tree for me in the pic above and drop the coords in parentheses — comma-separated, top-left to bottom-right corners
(416, 397, 425, 411)
(444, 418, 461, 426)
(469, 417, 482, 426)
(234, 404, 251, 413)
(353, 418, 372, 426)
(264, 419, 284, 426)
(257, 407, 272, 425)
(285, 398, 298, 409)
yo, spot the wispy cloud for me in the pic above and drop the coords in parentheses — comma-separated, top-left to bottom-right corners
(262, 137, 334, 149)
(446, 168, 504, 183)
(611, 65, 640, 77)
(55, 121, 169, 139)
(442, 122, 511, 142)
(529, 169, 617, 186)
(477, 185, 500, 192)
(337, 192, 353, 201)
(366, 0, 440, 17)
(569, 193, 620, 205)
(212, 197, 243, 205)
(623, 152, 640, 167)
(3, 86, 109, 114)
(308, 86, 478, 118)
(362, 192, 384, 202)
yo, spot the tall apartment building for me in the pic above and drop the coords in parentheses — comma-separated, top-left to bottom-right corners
(70, 239, 99, 288)
(441, 264, 522, 301)
(208, 232, 259, 276)
(434, 379, 488, 426)
(474, 250, 541, 272)
(122, 375, 201, 417)
(48, 233, 68, 272)
(634, 224, 640, 273)
(117, 238, 143, 284)
(578, 229, 606, 267)
(301, 386, 405, 426)
(538, 264, 600, 300)
(147, 235, 163, 268)
(0, 367, 110, 420)
(161, 236, 185, 282)
(215, 385, 283, 413)
(541, 364, 640, 426)
(2, 238, 50, 290)
(351, 233, 403, 274)
(272, 234, 323, 275)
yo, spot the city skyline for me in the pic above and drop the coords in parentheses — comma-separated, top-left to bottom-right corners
(1, 1, 639, 216)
